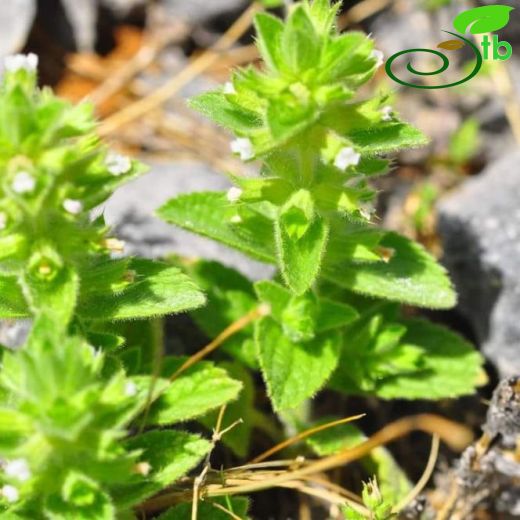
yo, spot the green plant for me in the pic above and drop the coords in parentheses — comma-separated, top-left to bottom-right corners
(0, 56, 243, 518)
(0, 1, 485, 518)
(160, 0, 483, 413)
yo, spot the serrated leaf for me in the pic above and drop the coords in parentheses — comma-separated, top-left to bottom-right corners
(276, 213, 329, 295)
(157, 191, 274, 263)
(159, 194, 455, 308)
(255, 316, 341, 411)
(199, 363, 254, 457)
(189, 91, 262, 133)
(0, 275, 29, 318)
(159, 497, 250, 520)
(373, 318, 484, 399)
(145, 358, 242, 425)
(254, 12, 286, 72)
(78, 258, 205, 321)
(453, 5, 514, 35)
(324, 232, 456, 309)
(186, 260, 258, 366)
(348, 123, 428, 153)
(114, 431, 211, 508)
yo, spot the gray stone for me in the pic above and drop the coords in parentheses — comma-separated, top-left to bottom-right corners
(0, 0, 36, 57)
(102, 161, 273, 281)
(162, 0, 248, 25)
(438, 150, 520, 377)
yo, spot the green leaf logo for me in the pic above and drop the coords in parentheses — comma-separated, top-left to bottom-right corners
(453, 5, 514, 35)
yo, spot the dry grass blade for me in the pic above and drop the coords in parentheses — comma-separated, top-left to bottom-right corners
(250, 413, 366, 464)
(212, 502, 244, 520)
(99, 2, 262, 137)
(170, 305, 269, 382)
(393, 434, 440, 513)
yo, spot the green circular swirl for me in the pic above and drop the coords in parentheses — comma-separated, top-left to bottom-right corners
(385, 31, 483, 89)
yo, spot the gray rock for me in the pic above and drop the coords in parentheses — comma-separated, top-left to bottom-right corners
(102, 161, 273, 281)
(162, 0, 248, 25)
(438, 150, 520, 377)
(0, 0, 36, 57)
(60, 0, 98, 51)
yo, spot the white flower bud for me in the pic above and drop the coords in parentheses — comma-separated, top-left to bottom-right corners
(63, 199, 83, 215)
(12, 172, 36, 194)
(334, 147, 361, 171)
(226, 187, 243, 203)
(230, 138, 254, 161)
(381, 105, 393, 122)
(223, 82, 236, 95)
(371, 49, 384, 68)
(4, 53, 38, 73)
(105, 153, 131, 176)
(4, 459, 31, 482)
(125, 381, 137, 397)
(1, 485, 19, 503)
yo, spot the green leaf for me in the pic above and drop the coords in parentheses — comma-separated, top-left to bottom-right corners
(449, 118, 480, 164)
(254, 12, 286, 72)
(0, 408, 32, 451)
(373, 318, 484, 399)
(145, 358, 242, 425)
(185, 260, 258, 366)
(159, 194, 455, 308)
(0, 275, 29, 318)
(115, 431, 211, 508)
(78, 258, 205, 321)
(157, 191, 274, 263)
(159, 497, 250, 520)
(189, 91, 261, 133)
(276, 212, 329, 295)
(255, 316, 341, 411)
(282, 5, 321, 73)
(324, 232, 457, 309)
(453, 5, 514, 34)
(199, 363, 254, 457)
(348, 123, 428, 153)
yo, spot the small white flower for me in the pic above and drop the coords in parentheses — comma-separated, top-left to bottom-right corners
(0, 212, 7, 230)
(105, 153, 132, 176)
(230, 138, 254, 161)
(4, 459, 31, 482)
(1, 485, 19, 503)
(223, 81, 236, 95)
(230, 214, 242, 224)
(226, 187, 243, 203)
(334, 147, 361, 171)
(371, 49, 384, 68)
(4, 53, 38, 73)
(12, 171, 36, 194)
(381, 105, 393, 122)
(63, 198, 83, 215)
(125, 381, 137, 397)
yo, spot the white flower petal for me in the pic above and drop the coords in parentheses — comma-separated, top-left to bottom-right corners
(334, 147, 361, 171)
(381, 105, 393, 122)
(105, 153, 132, 176)
(12, 172, 36, 194)
(371, 49, 384, 68)
(125, 381, 137, 397)
(1, 485, 19, 503)
(4, 53, 38, 73)
(230, 138, 254, 161)
(63, 199, 83, 215)
(4, 459, 31, 482)
(226, 187, 243, 203)
(224, 81, 236, 95)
